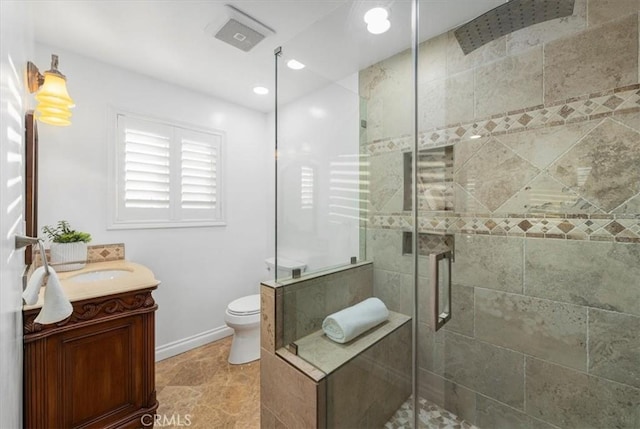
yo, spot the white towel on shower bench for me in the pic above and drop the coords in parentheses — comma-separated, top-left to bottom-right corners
(322, 297, 389, 344)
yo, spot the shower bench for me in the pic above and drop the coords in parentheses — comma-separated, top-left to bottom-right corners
(260, 261, 412, 429)
(293, 310, 410, 375)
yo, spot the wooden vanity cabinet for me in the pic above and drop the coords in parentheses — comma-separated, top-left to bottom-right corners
(23, 286, 159, 429)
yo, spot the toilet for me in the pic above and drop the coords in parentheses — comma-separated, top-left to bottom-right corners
(265, 256, 307, 280)
(224, 257, 306, 364)
(225, 294, 261, 364)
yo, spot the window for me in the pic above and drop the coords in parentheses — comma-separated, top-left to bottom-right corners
(300, 166, 314, 209)
(109, 112, 224, 229)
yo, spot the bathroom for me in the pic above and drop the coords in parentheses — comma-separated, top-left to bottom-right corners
(1, 0, 639, 428)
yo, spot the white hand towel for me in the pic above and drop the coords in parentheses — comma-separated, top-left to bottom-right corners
(322, 297, 389, 344)
(34, 268, 73, 325)
(22, 266, 46, 305)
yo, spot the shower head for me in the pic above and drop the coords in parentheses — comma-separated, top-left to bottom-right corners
(454, 0, 576, 55)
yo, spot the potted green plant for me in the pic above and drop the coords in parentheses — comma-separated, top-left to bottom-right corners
(42, 220, 92, 272)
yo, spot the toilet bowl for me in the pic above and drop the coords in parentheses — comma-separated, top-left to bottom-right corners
(224, 257, 306, 364)
(225, 294, 261, 365)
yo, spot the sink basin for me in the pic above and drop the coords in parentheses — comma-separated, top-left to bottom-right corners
(68, 269, 131, 283)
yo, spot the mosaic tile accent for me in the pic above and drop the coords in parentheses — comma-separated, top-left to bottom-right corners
(403, 232, 454, 255)
(385, 396, 477, 429)
(31, 243, 125, 269)
(367, 134, 414, 155)
(363, 83, 640, 243)
(364, 84, 640, 152)
(368, 213, 640, 243)
(86, 243, 125, 262)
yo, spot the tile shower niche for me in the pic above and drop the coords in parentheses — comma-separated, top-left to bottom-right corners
(402, 145, 455, 255)
(403, 145, 454, 211)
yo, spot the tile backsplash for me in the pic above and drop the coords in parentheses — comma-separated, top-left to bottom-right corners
(24, 243, 125, 289)
(31, 243, 125, 269)
(86, 243, 125, 263)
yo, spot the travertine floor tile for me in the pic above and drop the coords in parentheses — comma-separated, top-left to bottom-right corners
(157, 338, 481, 429)
(155, 337, 260, 429)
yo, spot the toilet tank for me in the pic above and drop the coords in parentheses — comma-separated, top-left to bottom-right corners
(265, 257, 306, 279)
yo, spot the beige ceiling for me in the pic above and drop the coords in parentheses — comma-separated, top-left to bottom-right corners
(32, 0, 504, 112)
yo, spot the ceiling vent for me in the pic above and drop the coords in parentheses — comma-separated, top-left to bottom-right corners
(206, 5, 276, 52)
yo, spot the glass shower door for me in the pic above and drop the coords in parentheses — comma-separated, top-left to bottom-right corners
(272, 1, 640, 427)
(274, 1, 417, 427)
(414, 1, 640, 428)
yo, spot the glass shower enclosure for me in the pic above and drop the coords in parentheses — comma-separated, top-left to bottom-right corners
(272, 0, 640, 427)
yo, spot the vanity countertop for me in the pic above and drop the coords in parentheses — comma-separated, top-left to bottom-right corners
(23, 260, 160, 310)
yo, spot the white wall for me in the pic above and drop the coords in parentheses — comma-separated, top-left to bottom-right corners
(0, 1, 33, 426)
(35, 44, 271, 359)
(274, 74, 361, 273)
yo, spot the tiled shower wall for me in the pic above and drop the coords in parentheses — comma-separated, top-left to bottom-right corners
(361, 2, 640, 428)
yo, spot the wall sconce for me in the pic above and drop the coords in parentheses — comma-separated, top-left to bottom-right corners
(27, 54, 75, 126)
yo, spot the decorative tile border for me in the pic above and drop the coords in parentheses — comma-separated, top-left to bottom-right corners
(32, 243, 125, 268)
(363, 83, 640, 243)
(402, 232, 454, 255)
(364, 84, 640, 155)
(87, 243, 125, 263)
(368, 213, 640, 243)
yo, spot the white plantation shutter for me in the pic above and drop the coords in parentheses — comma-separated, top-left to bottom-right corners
(112, 113, 225, 228)
(124, 123, 171, 209)
(300, 166, 314, 209)
(178, 129, 221, 220)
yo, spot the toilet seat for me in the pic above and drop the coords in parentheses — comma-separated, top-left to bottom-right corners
(227, 294, 260, 316)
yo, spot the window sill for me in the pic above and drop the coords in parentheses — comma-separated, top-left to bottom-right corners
(107, 220, 227, 230)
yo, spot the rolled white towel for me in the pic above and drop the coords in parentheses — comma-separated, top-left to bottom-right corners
(22, 266, 46, 305)
(34, 268, 73, 325)
(322, 297, 389, 344)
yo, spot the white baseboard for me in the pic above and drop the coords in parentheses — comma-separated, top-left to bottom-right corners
(155, 325, 233, 362)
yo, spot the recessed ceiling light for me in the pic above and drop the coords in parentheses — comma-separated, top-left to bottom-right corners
(364, 7, 388, 24)
(253, 86, 269, 95)
(364, 7, 390, 35)
(287, 59, 306, 70)
(367, 19, 391, 35)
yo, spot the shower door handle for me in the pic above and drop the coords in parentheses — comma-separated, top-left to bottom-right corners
(430, 250, 452, 331)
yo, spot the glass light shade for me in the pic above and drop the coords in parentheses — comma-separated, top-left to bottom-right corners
(35, 72, 75, 126)
(36, 114, 72, 127)
(37, 105, 72, 125)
